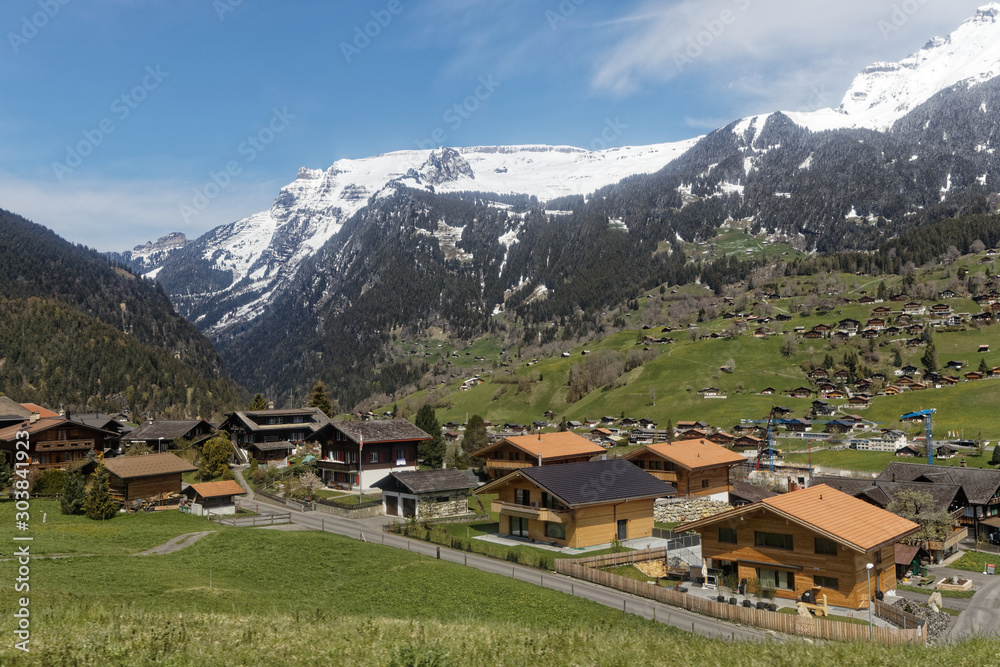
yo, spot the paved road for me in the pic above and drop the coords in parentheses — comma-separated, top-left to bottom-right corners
(937, 564, 1000, 643)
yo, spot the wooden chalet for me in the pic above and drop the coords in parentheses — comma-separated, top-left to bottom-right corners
(221, 408, 330, 449)
(246, 441, 294, 467)
(309, 419, 430, 490)
(623, 438, 746, 500)
(96, 452, 197, 504)
(476, 459, 675, 548)
(677, 485, 919, 609)
(471, 432, 605, 480)
(0, 416, 117, 473)
(124, 419, 215, 451)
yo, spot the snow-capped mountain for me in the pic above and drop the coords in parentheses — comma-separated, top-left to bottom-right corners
(148, 140, 697, 338)
(787, 3, 1000, 131)
(109, 232, 188, 275)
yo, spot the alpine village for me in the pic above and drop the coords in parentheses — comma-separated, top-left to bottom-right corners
(6, 6, 1000, 667)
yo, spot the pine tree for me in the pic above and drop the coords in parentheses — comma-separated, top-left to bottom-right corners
(60, 465, 85, 515)
(979, 357, 989, 374)
(415, 404, 445, 468)
(462, 414, 489, 456)
(83, 464, 119, 520)
(991, 444, 1000, 467)
(248, 393, 268, 410)
(308, 381, 333, 417)
(921, 344, 938, 374)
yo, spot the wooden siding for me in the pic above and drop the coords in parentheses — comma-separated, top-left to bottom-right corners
(494, 478, 655, 548)
(631, 454, 730, 497)
(110, 472, 184, 503)
(698, 509, 897, 609)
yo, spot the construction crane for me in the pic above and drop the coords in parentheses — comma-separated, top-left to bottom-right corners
(901, 409, 936, 465)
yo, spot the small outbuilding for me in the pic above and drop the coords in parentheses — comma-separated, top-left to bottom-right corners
(373, 468, 479, 519)
(96, 452, 198, 504)
(183, 480, 246, 515)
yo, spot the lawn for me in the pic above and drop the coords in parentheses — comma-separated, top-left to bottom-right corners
(4, 501, 1000, 664)
(776, 607, 872, 626)
(897, 584, 977, 599)
(948, 550, 1000, 573)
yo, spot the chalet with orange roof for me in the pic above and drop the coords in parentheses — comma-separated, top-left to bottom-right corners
(623, 438, 746, 501)
(676, 485, 919, 609)
(471, 432, 605, 480)
(182, 480, 247, 514)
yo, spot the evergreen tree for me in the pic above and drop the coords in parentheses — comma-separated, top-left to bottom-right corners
(60, 465, 85, 515)
(992, 444, 1000, 466)
(921, 344, 938, 374)
(307, 381, 333, 417)
(462, 414, 489, 456)
(83, 464, 119, 520)
(979, 357, 989, 374)
(415, 404, 445, 468)
(199, 433, 233, 480)
(0, 456, 13, 493)
(248, 393, 268, 411)
(892, 348, 903, 367)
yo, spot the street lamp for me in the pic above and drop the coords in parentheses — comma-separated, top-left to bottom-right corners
(866, 562, 874, 642)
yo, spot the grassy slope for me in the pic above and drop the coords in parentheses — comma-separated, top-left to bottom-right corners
(4, 501, 999, 666)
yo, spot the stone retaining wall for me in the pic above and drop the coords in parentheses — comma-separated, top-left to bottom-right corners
(655, 498, 732, 525)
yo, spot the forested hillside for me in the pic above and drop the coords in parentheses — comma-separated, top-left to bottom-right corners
(0, 209, 244, 417)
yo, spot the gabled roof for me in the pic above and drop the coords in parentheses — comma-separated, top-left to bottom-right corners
(225, 408, 331, 433)
(624, 438, 745, 471)
(126, 419, 213, 442)
(0, 417, 117, 442)
(102, 452, 197, 480)
(247, 440, 294, 452)
(677, 484, 919, 553)
(187, 480, 246, 498)
(877, 462, 1000, 505)
(373, 469, 478, 495)
(477, 459, 675, 507)
(471, 432, 604, 461)
(729, 479, 777, 504)
(317, 419, 431, 445)
(21, 403, 58, 418)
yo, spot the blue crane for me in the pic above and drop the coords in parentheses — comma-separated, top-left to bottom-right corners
(901, 409, 936, 465)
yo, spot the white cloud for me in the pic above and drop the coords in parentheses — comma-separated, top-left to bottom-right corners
(0, 175, 280, 252)
(593, 0, 986, 111)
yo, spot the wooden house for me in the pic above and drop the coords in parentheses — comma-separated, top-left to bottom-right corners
(623, 438, 746, 500)
(707, 431, 736, 446)
(245, 441, 294, 467)
(310, 419, 430, 489)
(124, 419, 215, 451)
(0, 416, 117, 473)
(471, 432, 605, 480)
(676, 485, 919, 609)
(475, 459, 675, 548)
(97, 452, 197, 503)
(221, 408, 330, 449)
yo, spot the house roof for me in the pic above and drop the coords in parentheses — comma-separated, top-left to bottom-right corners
(877, 462, 1000, 505)
(478, 459, 675, 507)
(102, 453, 197, 480)
(247, 441, 294, 452)
(225, 408, 331, 433)
(325, 419, 431, 444)
(624, 438, 745, 471)
(187, 480, 246, 498)
(126, 420, 212, 442)
(895, 543, 921, 566)
(471, 432, 605, 461)
(21, 403, 58, 418)
(729, 479, 777, 504)
(373, 469, 478, 495)
(677, 484, 919, 553)
(0, 417, 117, 442)
(812, 476, 963, 511)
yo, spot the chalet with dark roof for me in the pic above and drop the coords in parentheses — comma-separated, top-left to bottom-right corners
(309, 419, 430, 489)
(88, 452, 197, 504)
(0, 417, 117, 473)
(221, 408, 330, 448)
(124, 419, 214, 451)
(475, 459, 675, 548)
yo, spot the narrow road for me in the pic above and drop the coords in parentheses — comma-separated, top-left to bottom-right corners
(132, 530, 214, 556)
(243, 492, 771, 642)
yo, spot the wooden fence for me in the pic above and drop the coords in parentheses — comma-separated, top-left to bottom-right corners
(556, 550, 925, 645)
(209, 511, 291, 527)
(873, 599, 924, 630)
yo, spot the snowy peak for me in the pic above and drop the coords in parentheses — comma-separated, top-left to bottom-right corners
(788, 3, 1000, 131)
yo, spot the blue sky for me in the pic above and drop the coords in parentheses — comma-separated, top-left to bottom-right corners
(0, 0, 988, 250)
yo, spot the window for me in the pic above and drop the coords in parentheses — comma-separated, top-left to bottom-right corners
(395, 449, 406, 464)
(701, 479, 710, 489)
(813, 575, 839, 590)
(649, 460, 661, 471)
(545, 522, 566, 540)
(756, 568, 795, 590)
(718, 526, 738, 544)
(754, 531, 793, 550)
(370, 451, 379, 463)
(636, 459, 646, 469)
(815, 537, 838, 556)
(514, 488, 531, 506)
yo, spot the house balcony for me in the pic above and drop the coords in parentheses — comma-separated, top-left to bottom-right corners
(926, 526, 968, 552)
(492, 501, 571, 524)
(316, 459, 356, 473)
(645, 470, 679, 484)
(35, 440, 95, 452)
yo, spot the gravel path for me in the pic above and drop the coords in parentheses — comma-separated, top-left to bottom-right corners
(131, 531, 215, 556)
